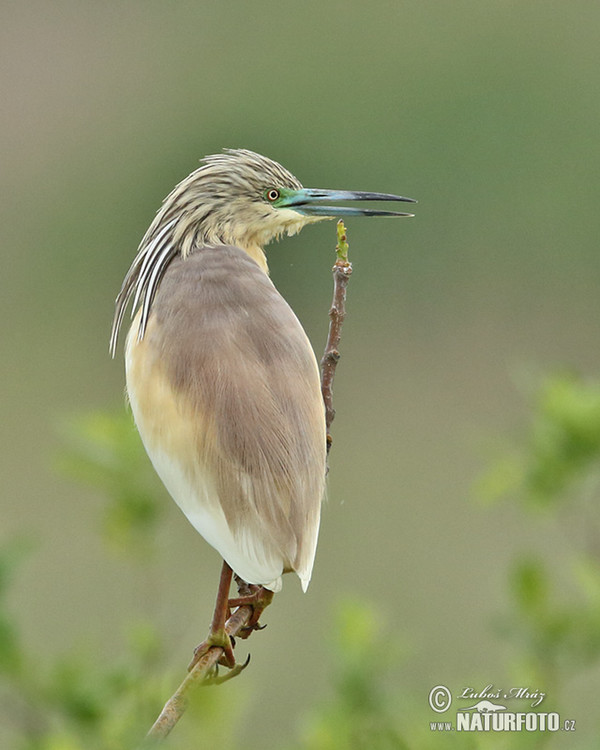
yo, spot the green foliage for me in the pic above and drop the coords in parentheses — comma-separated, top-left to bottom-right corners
(0, 546, 243, 750)
(56, 411, 164, 557)
(475, 372, 600, 746)
(293, 602, 408, 750)
(478, 372, 600, 507)
(503, 554, 600, 689)
(4, 373, 600, 748)
(0, 543, 409, 749)
(0, 540, 30, 679)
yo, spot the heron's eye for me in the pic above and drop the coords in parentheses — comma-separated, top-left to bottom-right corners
(266, 189, 280, 203)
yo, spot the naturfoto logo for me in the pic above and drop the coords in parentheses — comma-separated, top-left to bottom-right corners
(428, 684, 576, 734)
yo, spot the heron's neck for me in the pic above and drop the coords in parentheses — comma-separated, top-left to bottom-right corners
(240, 243, 269, 275)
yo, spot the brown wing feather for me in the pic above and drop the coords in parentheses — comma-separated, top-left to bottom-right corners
(135, 246, 326, 581)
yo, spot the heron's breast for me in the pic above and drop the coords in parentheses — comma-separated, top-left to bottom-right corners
(126, 246, 326, 488)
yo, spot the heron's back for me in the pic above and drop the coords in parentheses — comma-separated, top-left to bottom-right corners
(125, 246, 327, 591)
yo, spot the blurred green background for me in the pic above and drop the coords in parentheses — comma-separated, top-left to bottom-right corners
(2, 1, 600, 747)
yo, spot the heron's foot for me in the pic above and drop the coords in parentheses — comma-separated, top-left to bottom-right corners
(188, 626, 236, 672)
(228, 586, 274, 639)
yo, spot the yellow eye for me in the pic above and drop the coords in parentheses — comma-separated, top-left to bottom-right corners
(266, 189, 280, 202)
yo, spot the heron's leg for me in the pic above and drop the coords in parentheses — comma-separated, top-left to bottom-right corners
(188, 561, 236, 672)
(228, 577, 274, 639)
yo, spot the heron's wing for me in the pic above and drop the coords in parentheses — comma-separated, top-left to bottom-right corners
(125, 246, 326, 590)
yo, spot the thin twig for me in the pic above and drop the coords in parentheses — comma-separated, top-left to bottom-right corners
(320, 220, 352, 454)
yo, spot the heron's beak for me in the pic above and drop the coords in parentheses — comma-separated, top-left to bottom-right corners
(280, 188, 416, 218)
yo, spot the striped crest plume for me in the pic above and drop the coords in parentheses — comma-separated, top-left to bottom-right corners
(109, 216, 178, 356)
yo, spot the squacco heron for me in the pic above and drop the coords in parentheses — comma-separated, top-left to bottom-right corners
(110, 149, 414, 668)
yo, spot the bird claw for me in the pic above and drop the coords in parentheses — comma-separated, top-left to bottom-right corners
(203, 654, 251, 685)
(240, 621, 267, 635)
(228, 586, 274, 639)
(188, 628, 236, 672)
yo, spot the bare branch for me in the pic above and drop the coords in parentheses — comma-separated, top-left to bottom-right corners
(320, 220, 353, 453)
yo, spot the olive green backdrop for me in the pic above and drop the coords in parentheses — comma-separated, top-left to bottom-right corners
(2, 1, 599, 746)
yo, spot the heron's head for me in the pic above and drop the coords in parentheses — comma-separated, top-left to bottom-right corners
(150, 148, 415, 256)
(110, 149, 415, 355)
